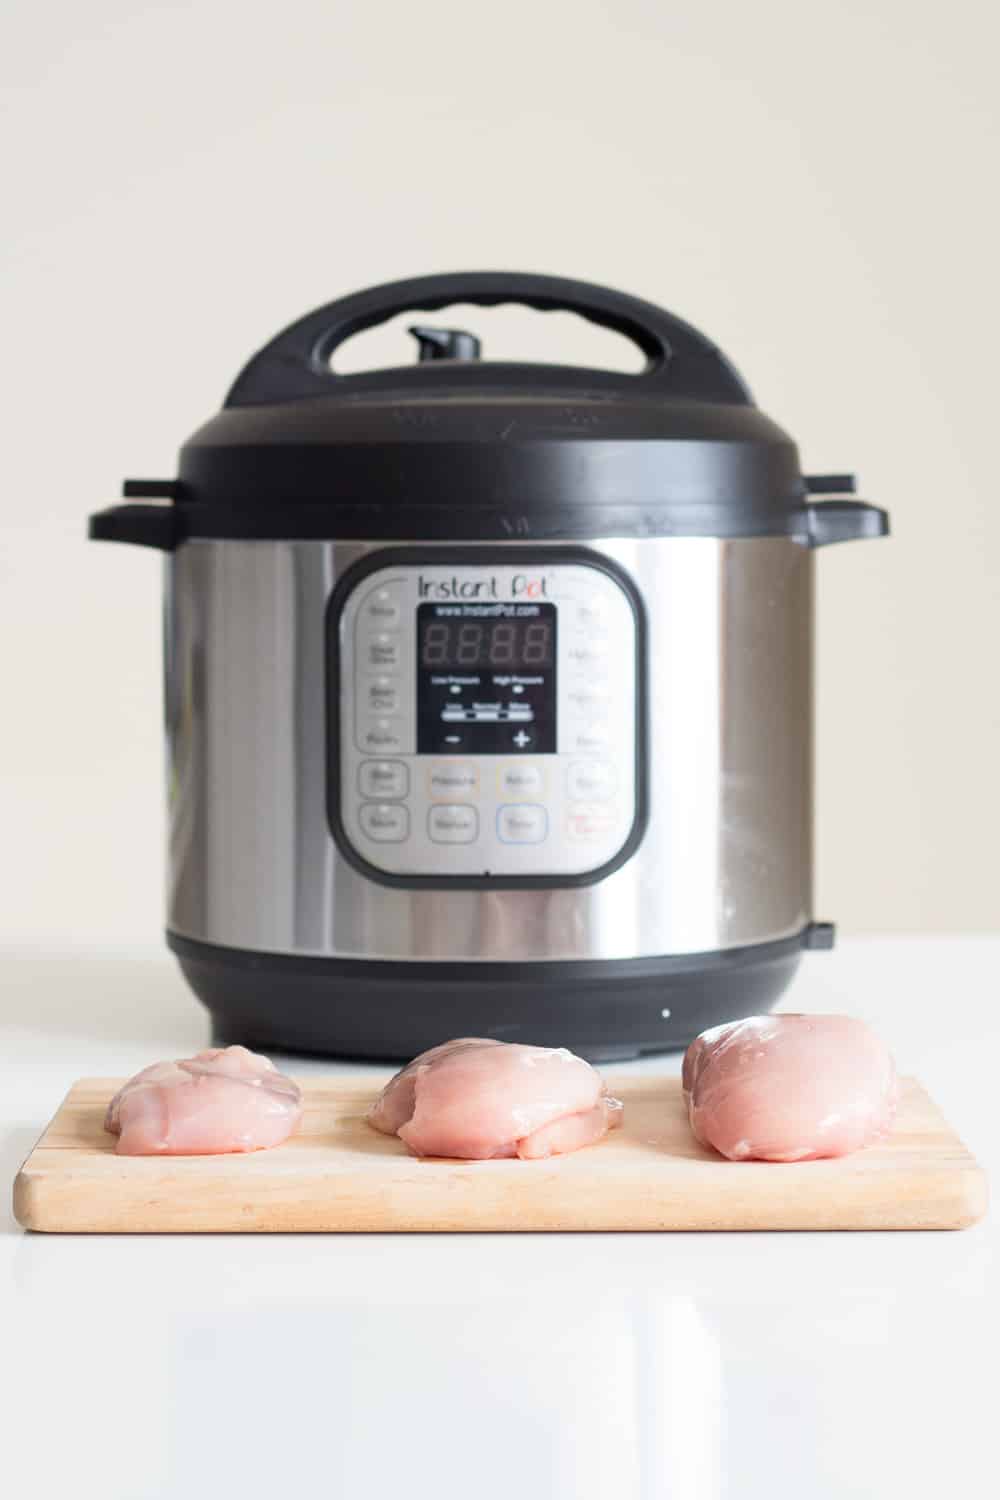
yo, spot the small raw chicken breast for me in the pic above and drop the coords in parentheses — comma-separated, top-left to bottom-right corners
(683, 1014, 898, 1162)
(367, 1037, 624, 1160)
(104, 1045, 302, 1156)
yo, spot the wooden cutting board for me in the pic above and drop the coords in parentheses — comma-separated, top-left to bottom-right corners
(12, 1074, 987, 1233)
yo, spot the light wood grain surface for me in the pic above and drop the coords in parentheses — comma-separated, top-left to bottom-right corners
(12, 1074, 987, 1233)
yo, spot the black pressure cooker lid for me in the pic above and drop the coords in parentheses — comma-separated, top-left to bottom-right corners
(90, 272, 888, 549)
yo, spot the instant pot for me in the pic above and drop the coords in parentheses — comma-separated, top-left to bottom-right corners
(90, 272, 888, 1060)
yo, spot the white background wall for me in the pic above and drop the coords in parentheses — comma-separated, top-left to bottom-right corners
(2, 0, 997, 947)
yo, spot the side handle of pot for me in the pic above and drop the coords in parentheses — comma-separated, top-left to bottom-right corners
(89, 480, 181, 551)
(802, 475, 889, 547)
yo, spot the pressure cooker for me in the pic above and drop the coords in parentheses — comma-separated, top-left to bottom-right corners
(89, 271, 888, 1060)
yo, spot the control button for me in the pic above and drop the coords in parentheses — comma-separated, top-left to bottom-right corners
(359, 760, 408, 800)
(360, 803, 409, 842)
(565, 637, 609, 671)
(568, 760, 616, 802)
(365, 634, 401, 671)
(428, 763, 478, 799)
(364, 677, 400, 714)
(359, 719, 404, 754)
(363, 589, 401, 629)
(567, 804, 618, 841)
(576, 597, 608, 631)
(428, 804, 479, 844)
(574, 724, 610, 753)
(566, 687, 609, 718)
(511, 727, 537, 750)
(500, 762, 543, 797)
(498, 804, 548, 844)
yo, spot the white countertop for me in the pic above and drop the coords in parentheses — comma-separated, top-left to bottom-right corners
(2, 938, 996, 1499)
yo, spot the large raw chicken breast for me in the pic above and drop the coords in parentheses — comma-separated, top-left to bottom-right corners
(682, 1014, 898, 1162)
(368, 1038, 624, 1160)
(104, 1045, 302, 1155)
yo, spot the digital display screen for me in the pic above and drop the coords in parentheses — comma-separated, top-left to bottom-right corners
(416, 602, 557, 755)
(419, 616, 554, 670)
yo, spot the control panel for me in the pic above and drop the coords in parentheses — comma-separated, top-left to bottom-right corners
(329, 552, 643, 882)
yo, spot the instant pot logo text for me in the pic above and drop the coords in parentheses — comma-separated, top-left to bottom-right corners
(417, 574, 550, 600)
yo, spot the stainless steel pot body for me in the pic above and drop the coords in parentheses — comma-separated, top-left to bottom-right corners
(165, 536, 813, 963)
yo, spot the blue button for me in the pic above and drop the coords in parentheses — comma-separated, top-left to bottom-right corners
(497, 804, 548, 844)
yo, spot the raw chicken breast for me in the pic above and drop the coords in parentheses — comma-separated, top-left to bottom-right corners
(104, 1045, 302, 1156)
(367, 1038, 624, 1160)
(682, 1015, 897, 1162)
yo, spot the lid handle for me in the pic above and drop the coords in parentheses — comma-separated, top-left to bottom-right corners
(224, 271, 752, 407)
(88, 500, 179, 551)
(802, 499, 890, 547)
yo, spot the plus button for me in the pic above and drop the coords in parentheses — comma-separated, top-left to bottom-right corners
(513, 730, 531, 749)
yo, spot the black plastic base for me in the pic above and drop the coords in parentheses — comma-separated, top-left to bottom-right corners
(168, 931, 810, 1063)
